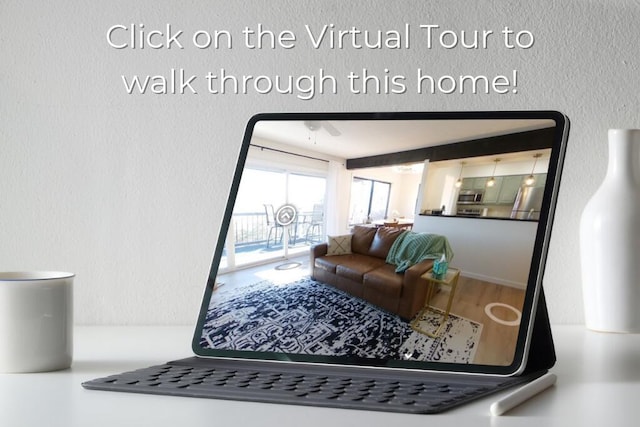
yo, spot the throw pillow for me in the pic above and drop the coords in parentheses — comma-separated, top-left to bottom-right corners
(326, 234, 352, 256)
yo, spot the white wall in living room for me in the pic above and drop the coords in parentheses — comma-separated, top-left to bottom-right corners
(414, 215, 537, 289)
(2, 0, 638, 325)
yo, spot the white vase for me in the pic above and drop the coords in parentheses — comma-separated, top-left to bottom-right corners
(580, 129, 640, 333)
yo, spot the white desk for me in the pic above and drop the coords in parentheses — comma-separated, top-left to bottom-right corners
(1, 325, 638, 426)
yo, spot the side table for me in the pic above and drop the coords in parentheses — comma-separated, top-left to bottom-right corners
(410, 268, 461, 337)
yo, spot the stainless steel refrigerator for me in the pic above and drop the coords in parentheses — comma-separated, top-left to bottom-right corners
(510, 186, 544, 220)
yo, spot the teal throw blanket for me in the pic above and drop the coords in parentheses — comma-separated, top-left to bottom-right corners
(385, 231, 454, 273)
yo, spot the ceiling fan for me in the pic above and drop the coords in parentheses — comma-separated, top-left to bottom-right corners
(303, 120, 341, 137)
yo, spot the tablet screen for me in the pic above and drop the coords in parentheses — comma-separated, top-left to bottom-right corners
(193, 111, 567, 375)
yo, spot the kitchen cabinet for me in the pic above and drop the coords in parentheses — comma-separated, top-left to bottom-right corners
(460, 177, 487, 190)
(533, 173, 547, 188)
(460, 178, 473, 190)
(497, 175, 523, 204)
(482, 177, 503, 204)
(472, 177, 487, 190)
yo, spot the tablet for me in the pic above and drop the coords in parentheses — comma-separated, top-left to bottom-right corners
(191, 110, 569, 376)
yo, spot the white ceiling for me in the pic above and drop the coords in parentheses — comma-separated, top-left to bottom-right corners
(252, 118, 556, 161)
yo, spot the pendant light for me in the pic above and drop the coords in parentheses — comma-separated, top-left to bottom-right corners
(525, 153, 542, 186)
(486, 158, 500, 187)
(454, 161, 465, 188)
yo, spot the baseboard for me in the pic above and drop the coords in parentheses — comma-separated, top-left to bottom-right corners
(460, 271, 526, 289)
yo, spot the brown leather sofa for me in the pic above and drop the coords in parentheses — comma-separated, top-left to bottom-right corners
(310, 225, 434, 321)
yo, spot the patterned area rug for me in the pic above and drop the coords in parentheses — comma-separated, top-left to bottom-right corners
(201, 277, 482, 364)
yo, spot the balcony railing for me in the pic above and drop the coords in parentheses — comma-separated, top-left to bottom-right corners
(232, 212, 269, 247)
(231, 211, 324, 250)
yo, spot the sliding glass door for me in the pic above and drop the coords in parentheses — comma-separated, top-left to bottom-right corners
(220, 168, 326, 271)
(288, 173, 326, 255)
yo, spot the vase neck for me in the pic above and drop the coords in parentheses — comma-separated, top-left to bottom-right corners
(607, 130, 640, 185)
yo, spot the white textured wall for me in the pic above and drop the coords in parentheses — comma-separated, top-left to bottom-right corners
(1, 0, 637, 325)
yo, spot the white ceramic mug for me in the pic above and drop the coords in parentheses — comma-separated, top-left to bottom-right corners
(0, 271, 74, 373)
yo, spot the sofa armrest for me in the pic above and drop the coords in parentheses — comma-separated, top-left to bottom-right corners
(397, 258, 435, 320)
(403, 258, 435, 297)
(311, 243, 328, 259)
(309, 243, 328, 280)
(405, 258, 435, 279)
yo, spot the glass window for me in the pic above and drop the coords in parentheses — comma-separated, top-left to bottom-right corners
(349, 177, 391, 224)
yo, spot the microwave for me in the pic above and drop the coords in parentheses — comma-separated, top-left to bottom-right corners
(457, 190, 483, 204)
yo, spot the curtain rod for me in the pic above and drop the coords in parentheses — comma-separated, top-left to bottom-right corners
(250, 144, 330, 163)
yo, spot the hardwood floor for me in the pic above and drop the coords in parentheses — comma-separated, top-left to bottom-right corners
(428, 276, 525, 366)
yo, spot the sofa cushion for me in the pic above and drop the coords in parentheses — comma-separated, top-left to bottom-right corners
(363, 264, 403, 298)
(314, 255, 342, 274)
(350, 226, 377, 255)
(335, 255, 386, 283)
(368, 227, 405, 259)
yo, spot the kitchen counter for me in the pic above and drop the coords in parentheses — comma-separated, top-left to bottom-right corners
(418, 213, 538, 222)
